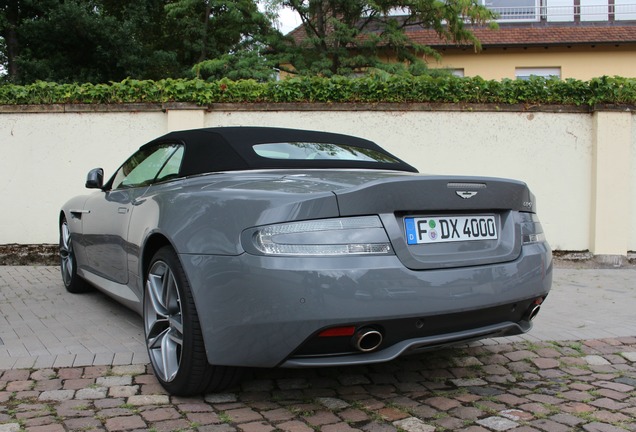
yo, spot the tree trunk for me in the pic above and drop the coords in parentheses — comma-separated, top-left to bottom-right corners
(198, 0, 212, 63)
(3, 2, 21, 81)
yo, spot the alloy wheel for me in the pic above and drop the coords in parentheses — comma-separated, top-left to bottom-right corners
(144, 260, 184, 383)
(59, 221, 74, 287)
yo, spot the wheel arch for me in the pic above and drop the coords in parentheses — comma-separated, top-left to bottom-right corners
(141, 233, 174, 278)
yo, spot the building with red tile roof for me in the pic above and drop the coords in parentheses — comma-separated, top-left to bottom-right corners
(288, 1, 636, 79)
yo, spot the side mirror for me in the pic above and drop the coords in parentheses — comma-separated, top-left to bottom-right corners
(86, 168, 104, 189)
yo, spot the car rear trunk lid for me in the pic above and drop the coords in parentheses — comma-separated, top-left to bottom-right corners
(334, 175, 534, 270)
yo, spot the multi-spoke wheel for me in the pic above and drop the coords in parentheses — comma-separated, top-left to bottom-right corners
(144, 246, 241, 395)
(59, 217, 89, 293)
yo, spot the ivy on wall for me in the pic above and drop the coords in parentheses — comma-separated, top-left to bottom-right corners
(1, 75, 635, 106)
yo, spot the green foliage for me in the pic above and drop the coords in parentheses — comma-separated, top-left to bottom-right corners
(267, 0, 496, 77)
(1, 75, 635, 106)
(0, 0, 281, 84)
(192, 50, 279, 82)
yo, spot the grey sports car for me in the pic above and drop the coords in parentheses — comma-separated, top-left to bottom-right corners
(60, 127, 552, 395)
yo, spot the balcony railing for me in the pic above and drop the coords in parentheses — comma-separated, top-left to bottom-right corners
(487, 2, 636, 23)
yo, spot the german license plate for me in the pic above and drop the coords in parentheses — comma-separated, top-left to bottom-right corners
(405, 215, 497, 245)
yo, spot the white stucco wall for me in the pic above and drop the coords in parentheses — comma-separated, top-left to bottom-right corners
(1, 111, 166, 244)
(205, 110, 594, 251)
(0, 106, 632, 255)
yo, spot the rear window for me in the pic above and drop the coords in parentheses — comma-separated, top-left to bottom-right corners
(253, 142, 400, 163)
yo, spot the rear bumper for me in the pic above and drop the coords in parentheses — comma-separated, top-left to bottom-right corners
(181, 242, 552, 368)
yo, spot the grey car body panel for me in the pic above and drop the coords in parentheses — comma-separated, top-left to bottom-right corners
(61, 127, 552, 372)
(181, 244, 551, 368)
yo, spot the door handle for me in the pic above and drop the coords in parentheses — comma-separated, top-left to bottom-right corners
(118, 207, 129, 214)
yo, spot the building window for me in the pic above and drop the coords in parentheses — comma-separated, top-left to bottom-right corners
(580, 0, 609, 21)
(451, 69, 465, 78)
(546, 0, 575, 22)
(481, 0, 540, 22)
(615, 0, 636, 20)
(515, 67, 561, 80)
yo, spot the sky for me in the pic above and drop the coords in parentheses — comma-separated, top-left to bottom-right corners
(274, 6, 303, 34)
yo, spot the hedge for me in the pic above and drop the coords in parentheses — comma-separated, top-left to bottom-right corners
(1, 75, 635, 106)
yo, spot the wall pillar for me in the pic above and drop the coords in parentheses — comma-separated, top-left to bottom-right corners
(590, 111, 632, 257)
(166, 107, 206, 132)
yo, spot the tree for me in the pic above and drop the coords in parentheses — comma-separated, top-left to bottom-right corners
(0, 0, 281, 83)
(166, 0, 276, 67)
(267, 0, 496, 76)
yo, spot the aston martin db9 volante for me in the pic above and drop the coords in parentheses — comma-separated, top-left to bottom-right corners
(60, 127, 552, 395)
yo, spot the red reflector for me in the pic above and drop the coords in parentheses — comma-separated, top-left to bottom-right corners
(319, 326, 356, 337)
(534, 297, 544, 305)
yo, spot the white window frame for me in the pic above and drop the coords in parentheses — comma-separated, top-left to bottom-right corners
(515, 67, 562, 80)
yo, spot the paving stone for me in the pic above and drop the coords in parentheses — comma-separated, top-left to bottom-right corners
(595, 380, 634, 392)
(451, 378, 488, 387)
(595, 387, 630, 400)
(322, 423, 363, 432)
(499, 409, 534, 421)
(582, 423, 631, 432)
(38, 389, 74, 401)
(336, 408, 368, 423)
(476, 416, 519, 431)
(317, 397, 350, 410)
(531, 358, 560, 369)
(450, 406, 484, 420)
(187, 411, 221, 425)
(454, 356, 483, 367)
(505, 350, 537, 361)
(63, 416, 103, 430)
(111, 364, 146, 375)
(548, 413, 585, 426)
(141, 407, 181, 422)
(584, 355, 611, 366)
(238, 421, 276, 432)
(150, 418, 192, 432)
(592, 410, 631, 423)
(108, 385, 139, 397)
(206, 393, 238, 404)
(226, 407, 263, 423)
(62, 378, 95, 390)
(303, 410, 341, 426)
(495, 394, 528, 406)
(392, 417, 435, 432)
(76, 386, 108, 399)
(376, 407, 409, 422)
(96, 375, 132, 387)
(104, 415, 146, 431)
(25, 424, 66, 432)
(198, 424, 238, 432)
(560, 402, 597, 414)
(536, 348, 562, 358)
(621, 351, 636, 362)
(589, 397, 629, 410)
(127, 394, 170, 406)
(277, 420, 315, 432)
(424, 397, 461, 411)
(529, 419, 571, 432)
(0, 423, 20, 432)
(360, 422, 397, 432)
(466, 386, 505, 396)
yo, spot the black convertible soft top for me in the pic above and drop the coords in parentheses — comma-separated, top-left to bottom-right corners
(145, 127, 418, 176)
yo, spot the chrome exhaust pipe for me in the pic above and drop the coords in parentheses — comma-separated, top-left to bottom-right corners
(525, 304, 541, 322)
(353, 328, 383, 352)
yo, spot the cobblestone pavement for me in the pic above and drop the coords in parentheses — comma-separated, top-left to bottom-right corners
(1, 338, 636, 432)
(1, 266, 636, 431)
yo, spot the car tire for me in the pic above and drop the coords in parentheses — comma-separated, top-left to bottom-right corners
(144, 246, 242, 395)
(59, 217, 90, 293)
